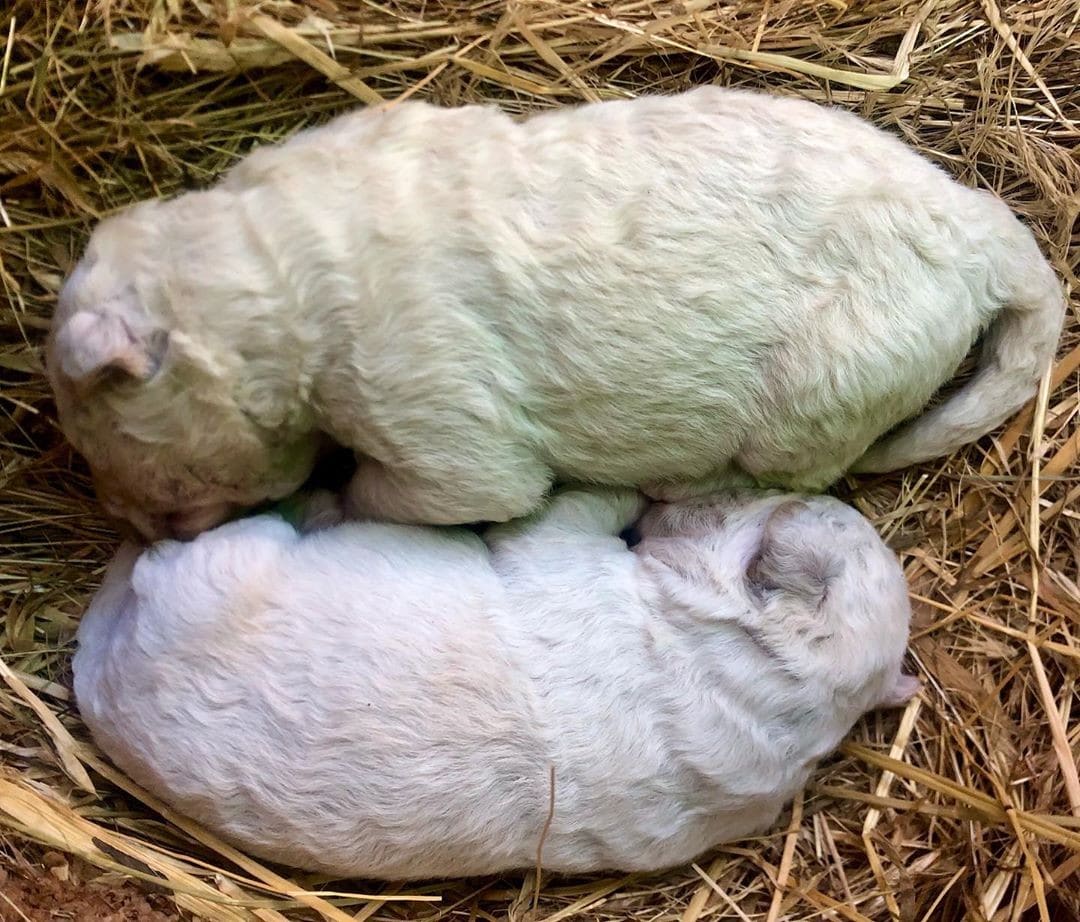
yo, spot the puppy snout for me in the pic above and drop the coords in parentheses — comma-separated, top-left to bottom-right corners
(163, 514, 204, 541)
(98, 491, 233, 542)
(103, 508, 166, 544)
(111, 517, 155, 545)
(164, 503, 235, 540)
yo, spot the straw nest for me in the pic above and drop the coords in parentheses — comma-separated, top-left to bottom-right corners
(1, 1, 1077, 920)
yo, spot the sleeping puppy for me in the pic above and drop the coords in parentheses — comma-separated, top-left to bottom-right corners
(73, 488, 919, 879)
(47, 86, 1064, 539)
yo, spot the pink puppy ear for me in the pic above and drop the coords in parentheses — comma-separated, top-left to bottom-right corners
(52, 310, 167, 384)
(879, 672, 922, 709)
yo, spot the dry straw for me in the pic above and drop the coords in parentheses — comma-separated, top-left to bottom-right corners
(0, 1, 1077, 919)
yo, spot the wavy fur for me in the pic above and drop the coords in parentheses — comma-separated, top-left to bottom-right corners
(48, 87, 1065, 536)
(74, 488, 916, 878)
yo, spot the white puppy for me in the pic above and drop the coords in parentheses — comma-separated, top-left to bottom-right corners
(47, 87, 1064, 539)
(74, 488, 918, 879)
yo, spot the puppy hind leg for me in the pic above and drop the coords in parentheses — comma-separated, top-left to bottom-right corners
(641, 464, 756, 502)
(736, 447, 863, 494)
(345, 454, 553, 526)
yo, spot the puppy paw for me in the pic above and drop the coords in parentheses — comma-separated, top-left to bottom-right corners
(276, 489, 347, 533)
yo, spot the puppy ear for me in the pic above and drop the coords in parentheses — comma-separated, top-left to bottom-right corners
(878, 672, 921, 708)
(747, 500, 838, 602)
(51, 310, 168, 384)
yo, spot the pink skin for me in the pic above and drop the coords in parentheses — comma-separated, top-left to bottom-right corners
(879, 673, 922, 707)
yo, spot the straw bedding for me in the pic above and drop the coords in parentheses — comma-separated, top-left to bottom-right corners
(1, 1, 1077, 920)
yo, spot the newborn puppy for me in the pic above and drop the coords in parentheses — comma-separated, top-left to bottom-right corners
(47, 86, 1064, 538)
(74, 488, 918, 879)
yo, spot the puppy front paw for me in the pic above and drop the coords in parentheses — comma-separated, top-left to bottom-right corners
(299, 489, 347, 532)
(276, 489, 347, 533)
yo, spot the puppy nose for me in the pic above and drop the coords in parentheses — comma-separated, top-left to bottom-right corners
(164, 503, 234, 540)
(164, 514, 204, 541)
(108, 511, 165, 544)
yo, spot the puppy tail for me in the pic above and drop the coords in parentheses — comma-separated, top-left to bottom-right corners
(853, 223, 1065, 474)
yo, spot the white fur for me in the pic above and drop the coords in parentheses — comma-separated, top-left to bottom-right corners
(74, 488, 916, 879)
(48, 87, 1065, 536)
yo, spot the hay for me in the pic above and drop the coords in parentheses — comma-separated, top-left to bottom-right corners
(0, 1, 1077, 919)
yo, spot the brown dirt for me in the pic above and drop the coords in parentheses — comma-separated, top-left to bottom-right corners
(0, 854, 182, 922)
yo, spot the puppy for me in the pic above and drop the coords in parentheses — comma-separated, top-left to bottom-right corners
(48, 87, 1064, 538)
(73, 488, 918, 879)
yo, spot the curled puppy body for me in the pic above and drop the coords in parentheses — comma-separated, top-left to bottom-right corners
(48, 87, 1065, 538)
(74, 488, 918, 879)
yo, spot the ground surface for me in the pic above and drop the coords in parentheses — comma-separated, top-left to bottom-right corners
(0, 854, 182, 922)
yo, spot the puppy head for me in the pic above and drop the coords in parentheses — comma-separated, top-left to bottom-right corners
(47, 205, 320, 540)
(637, 491, 918, 719)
